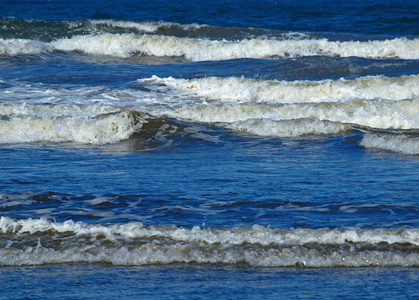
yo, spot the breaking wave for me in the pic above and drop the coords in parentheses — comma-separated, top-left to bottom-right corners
(0, 217, 419, 268)
(0, 104, 145, 145)
(1, 34, 418, 60)
(1, 73, 419, 155)
(361, 132, 419, 155)
(141, 74, 419, 104)
(1, 217, 418, 267)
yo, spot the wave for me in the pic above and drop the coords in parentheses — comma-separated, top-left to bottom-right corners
(87, 19, 205, 33)
(141, 75, 419, 104)
(0, 104, 146, 144)
(143, 75, 419, 133)
(1, 34, 418, 60)
(1, 217, 418, 267)
(360, 132, 419, 155)
(0, 18, 308, 41)
(0, 18, 206, 40)
(225, 118, 351, 137)
(0, 38, 52, 56)
(141, 75, 419, 154)
(6, 97, 414, 148)
(2, 74, 419, 154)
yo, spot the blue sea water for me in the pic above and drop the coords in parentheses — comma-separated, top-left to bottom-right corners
(1, 0, 419, 298)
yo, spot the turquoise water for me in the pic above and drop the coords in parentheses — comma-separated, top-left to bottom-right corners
(1, 0, 419, 298)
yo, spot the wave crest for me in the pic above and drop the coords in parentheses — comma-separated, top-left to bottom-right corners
(2, 33, 418, 60)
(0, 104, 145, 144)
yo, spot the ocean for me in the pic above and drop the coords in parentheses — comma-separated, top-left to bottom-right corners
(1, 0, 419, 298)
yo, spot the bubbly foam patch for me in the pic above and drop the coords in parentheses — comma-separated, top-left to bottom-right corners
(1, 217, 418, 267)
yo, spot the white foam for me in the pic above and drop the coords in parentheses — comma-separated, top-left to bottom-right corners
(152, 98, 419, 133)
(88, 20, 205, 33)
(0, 38, 52, 56)
(226, 118, 351, 137)
(52, 34, 419, 60)
(2, 34, 418, 60)
(141, 75, 419, 104)
(139, 75, 419, 140)
(2, 75, 418, 149)
(0, 104, 145, 144)
(361, 132, 419, 155)
(1, 217, 419, 267)
(0, 81, 178, 106)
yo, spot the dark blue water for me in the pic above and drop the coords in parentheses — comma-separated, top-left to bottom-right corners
(3, 0, 418, 36)
(1, 0, 419, 298)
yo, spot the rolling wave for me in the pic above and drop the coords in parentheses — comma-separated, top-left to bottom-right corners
(0, 104, 146, 144)
(1, 217, 418, 267)
(1, 34, 418, 60)
(141, 75, 419, 104)
(1, 73, 419, 154)
(143, 75, 419, 154)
